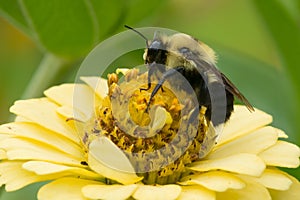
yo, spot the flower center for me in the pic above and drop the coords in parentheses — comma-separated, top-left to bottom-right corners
(85, 69, 216, 185)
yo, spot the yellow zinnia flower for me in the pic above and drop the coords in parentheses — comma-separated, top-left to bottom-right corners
(0, 68, 299, 200)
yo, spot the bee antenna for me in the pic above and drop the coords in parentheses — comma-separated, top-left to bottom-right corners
(124, 25, 149, 48)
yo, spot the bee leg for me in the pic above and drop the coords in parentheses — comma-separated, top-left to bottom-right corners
(146, 67, 184, 111)
(140, 63, 156, 92)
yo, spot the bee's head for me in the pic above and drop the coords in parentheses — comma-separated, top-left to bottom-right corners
(124, 26, 168, 66)
(144, 32, 168, 65)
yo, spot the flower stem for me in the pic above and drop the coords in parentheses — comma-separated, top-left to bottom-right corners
(21, 53, 73, 99)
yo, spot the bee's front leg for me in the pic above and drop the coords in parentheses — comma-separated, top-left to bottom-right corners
(146, 66, 184, 111)
(140, 62, 156, 92)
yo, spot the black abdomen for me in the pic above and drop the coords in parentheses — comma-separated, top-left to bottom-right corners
(181, 68, 234, 126)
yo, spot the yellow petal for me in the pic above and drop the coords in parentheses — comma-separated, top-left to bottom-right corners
(179, 171, 245, 192)
(218, 105, 272, 145)
(239, 169, 292, 191)
(80, 76, 108, 99)
(149, 106, 172, 137)
(10, 98, 79, 143)
(133, 184, 182, 200)
(88, 137, 143, 184)
(82, 184, 137, 200)
(269, 174, 300, 200)
(56, 105, 88, 122)
(177, 185, 216, 200)
(37, 177, 99, 200)
(14, 115, 31, 122)
(190, 153, 265, 176)
(44, 83, 83, 106)
(0, 149, 7, 159)
(276, 128, 288, 138)
(259, 141, 300, 168)
(209, 126, 278, 159)
(216, 177, 271, 200)
(0, 122, 83, 158)
(22, 161, 102, 179)
(0, 161, 33, 191)
(0, 138, 82, 166)
(0, 161, 61, 191)
(44, 83, 99, 121)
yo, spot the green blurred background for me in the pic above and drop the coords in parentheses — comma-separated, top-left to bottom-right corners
(0, 0, 299, 199)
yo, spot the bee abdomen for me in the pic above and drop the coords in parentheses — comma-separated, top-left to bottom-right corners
(200, 81, 234, 126)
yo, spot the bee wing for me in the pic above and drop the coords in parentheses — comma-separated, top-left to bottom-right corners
(191, 57, 254, 112)
(221, 72, 255, 112)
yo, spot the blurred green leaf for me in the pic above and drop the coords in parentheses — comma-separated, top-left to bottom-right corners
(89, 0, 126, 38)
(278, 0, 300, 21)
(19, 0, 99, 57)
(253, 0, 300, 91)
(0, 0, 168, 59)
(124, 0, 167, 25)
(0, 0, 30, 34)
(21, 53, 76, 99)
(0, 0, 128, 58)
(253, 0, 300, 140)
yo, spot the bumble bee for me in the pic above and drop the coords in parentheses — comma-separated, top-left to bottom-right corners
(125, 25, 254, 126)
